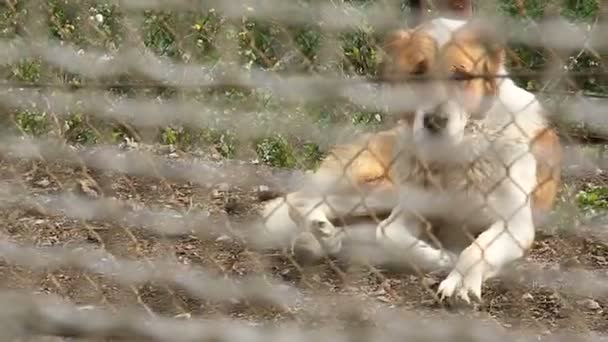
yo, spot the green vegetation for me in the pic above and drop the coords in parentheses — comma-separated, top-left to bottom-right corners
(0, 0, 605, 210)
(577, 183, 608, 213)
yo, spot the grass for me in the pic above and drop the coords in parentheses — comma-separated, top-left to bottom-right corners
(0, 0, 606, 207)
(577, 183, 608, 213)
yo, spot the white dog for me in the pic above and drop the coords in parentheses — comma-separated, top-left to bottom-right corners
(256, 18, 562, 303)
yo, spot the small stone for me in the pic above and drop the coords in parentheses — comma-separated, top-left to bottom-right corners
(35, 179, 50, 187)
(376, 295, 392, 303)
(211, 189, 223, 199)
(522, 293, 534, 301)
(577, 298, 601, 310)
(77, 305, 96, 311)
(371, 288, 386, 296)
(216, 235, 232, 242)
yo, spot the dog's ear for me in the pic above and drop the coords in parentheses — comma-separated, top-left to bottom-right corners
(376, 28, 439, 80)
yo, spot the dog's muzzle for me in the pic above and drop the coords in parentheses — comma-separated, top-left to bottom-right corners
(423, 112, 448, 133)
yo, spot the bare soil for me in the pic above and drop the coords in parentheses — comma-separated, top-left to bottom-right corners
(0, 144, 607, 340)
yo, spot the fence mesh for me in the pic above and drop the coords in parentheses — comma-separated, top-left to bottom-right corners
(0, 0, 607, 340)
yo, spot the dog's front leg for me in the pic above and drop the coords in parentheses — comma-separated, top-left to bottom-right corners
(437, 147, 538, 304)
(288, 187, 397, 260)
(285, 192, 345, 262)
(437, 206, 535, 303)
(375, 206, 456, 272)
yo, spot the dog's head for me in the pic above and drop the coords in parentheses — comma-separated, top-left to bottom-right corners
(410, 20, 507, 161)
(377, 18, 471, 126)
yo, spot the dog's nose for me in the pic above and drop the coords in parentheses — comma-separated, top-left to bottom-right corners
(423, 112, 448, 133)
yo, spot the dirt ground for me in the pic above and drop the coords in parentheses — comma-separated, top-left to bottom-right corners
(0, 143, 607, 341)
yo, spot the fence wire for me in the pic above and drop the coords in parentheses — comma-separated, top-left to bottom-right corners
(0, 0, 607, 341)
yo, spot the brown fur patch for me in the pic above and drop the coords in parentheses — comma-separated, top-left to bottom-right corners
(319, 127, 402, 189)
(530, 126, 563, 213)
(378, 29, 439, 81)
(378, 28, 440, 125)
(437, 24, 506, 117)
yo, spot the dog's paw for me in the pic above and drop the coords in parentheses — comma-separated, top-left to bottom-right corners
(436, 267, 483, 305)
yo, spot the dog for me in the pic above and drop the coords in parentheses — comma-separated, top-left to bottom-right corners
(256, 18, 562, 302)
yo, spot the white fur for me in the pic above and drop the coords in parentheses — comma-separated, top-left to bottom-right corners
(422, 18, 467, 46)
(257, 17, 550, 303)
(489, 65, 548, 137)
(392, 95, 538, 302)
(411, 101, 468, 163)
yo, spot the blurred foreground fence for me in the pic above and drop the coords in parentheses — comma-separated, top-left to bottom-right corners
(0, 0, 607, 341)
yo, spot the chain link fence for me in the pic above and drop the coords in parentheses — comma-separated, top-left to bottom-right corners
(0, 0, 607, 340)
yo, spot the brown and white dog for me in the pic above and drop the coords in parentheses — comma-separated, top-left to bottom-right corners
(257, 18, 562, 302)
